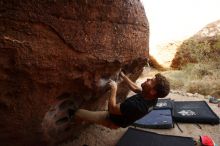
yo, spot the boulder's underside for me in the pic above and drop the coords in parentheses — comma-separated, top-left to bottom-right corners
(0, 0, 149, 145)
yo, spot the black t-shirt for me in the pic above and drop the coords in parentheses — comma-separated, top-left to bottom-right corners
(109, 94, 158, 128)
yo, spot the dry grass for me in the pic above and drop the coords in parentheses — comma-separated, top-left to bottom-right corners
(161, 60, 220, 95)
(184, 62, 220, 94)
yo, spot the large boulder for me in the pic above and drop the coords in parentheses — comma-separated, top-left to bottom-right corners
(0, 0, 149, 145)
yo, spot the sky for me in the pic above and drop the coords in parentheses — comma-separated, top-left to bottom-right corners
(141, 0, 220, 56)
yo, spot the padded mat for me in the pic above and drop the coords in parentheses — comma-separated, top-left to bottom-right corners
(173, 101, 219, 124)
(154, 98, 173, 110)
(133, 109, 173, 129)
(116, 128, 195, 146)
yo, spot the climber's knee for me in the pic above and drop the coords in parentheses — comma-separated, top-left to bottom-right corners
(74, 109, 109, 122)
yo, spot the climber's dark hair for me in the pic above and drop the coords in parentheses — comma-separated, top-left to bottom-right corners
(154, 73, 170, 98)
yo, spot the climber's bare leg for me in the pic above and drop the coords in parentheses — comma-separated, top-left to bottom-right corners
(74, 109, 119, 129)
(73, 80, 120, 129)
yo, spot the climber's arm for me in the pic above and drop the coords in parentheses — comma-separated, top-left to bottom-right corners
(108, 80, 122, 115)
(119, 71, 142, 93)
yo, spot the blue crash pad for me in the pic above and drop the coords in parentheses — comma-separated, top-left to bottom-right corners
(133, 109, 173, 129)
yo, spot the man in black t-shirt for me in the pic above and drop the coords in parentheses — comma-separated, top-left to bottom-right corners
(73, 71, 170, 129)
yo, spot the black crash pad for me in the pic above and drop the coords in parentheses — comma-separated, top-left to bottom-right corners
(173, 101, 219, 124)
(116, 128, 195, 146)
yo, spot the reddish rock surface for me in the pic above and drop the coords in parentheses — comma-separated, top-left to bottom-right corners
(0, 0, 149, 145)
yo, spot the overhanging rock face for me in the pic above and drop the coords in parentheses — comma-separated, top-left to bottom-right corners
(0, 0, 149, 145)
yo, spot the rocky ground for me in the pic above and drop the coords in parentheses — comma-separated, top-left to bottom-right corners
(61, 74, 220, 146)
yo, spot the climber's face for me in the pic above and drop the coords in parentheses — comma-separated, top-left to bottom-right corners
(141, 77, 157, 99)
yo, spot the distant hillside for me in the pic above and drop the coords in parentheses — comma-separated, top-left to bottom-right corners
(163, 20, 220, 95)
(171, 20, 220, 69)
(194, 20, 220, 39)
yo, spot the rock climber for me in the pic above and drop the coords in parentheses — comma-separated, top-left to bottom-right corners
(74, 71, 170, 129)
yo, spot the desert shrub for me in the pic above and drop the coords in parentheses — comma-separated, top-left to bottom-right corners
(183, 61, 220, 95)
(171, 36, 220, 69)
(177, 39, 214, 65)
(188, 40, 212, 62)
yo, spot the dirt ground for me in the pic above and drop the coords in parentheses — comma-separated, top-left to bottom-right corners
(61, 74, 220, 146)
